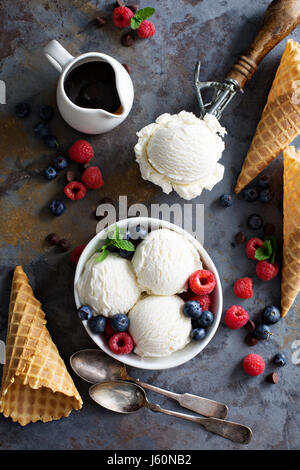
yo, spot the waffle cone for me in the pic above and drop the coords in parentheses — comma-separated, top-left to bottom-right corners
(235, 39, 300, 194)
(281, 147, 300, 317)
(0, 266, 82, 426)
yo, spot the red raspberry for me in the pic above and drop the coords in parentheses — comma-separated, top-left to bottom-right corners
(109, 332, 134, 355)
(243, 354, 265, 376)
(137, 20, 156, 38)
(189, 270, 216, 295)
(112, 6, 134, 28)
(64, 181, 87, 200)
(103, 319, 115, 339)
(256, 261, 279, 281)
(189, 294, 211, 311)
(81, 166, 104, 189)
(71, 244, 86, 265)
(69, 140, 94, 164)
(245, 237, 264, 260)
(233, 277, 253, 299)
(224, 305, 249, 329)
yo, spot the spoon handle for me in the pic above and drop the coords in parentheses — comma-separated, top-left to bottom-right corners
(132, 377, 228, 419)
(148, 403, 252, 444)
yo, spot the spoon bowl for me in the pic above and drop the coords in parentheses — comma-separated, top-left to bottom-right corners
(89, 381, 145, 414)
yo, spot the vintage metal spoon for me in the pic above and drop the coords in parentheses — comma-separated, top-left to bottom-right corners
(70, 349, 228, 419)
(89, 381, 252, 445)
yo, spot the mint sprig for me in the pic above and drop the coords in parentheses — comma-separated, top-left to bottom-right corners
(95, 225, 135, 263)
(254, 235, 278, 263)
(130, 7, 155, 30)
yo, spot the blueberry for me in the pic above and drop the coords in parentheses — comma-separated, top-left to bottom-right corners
(107, 245, 119, 253)
(248, 214, 263, 230)
(254, 324, 272, 340)
(122, 229, 131, 240)
(242, 188, 258, 202)
(197, 310, 214, 328)
(44, 135, 58, 149)
(219, 194, 232, 207)
(263, 306, 281, 324)
(273, 352, 287, 367)
(54, 156, 68, 170)
(259, 189, 273, 203)
(89, 315, 106, 333)
(258, 174, 270, 189)
(111, 313, 129, 332)
(15, 102, 30, 118)
(135, 224, 148, 240)
(50, 199, 66, 216)
(78, 305, 93, 321)
(39, 105, 54, 121)
(34, 122, 51, 138)
(183, 301, 202, 319)
(119, 249, 134, 260)
(190, 328, 206, 341)
(45, 166, 57, 180)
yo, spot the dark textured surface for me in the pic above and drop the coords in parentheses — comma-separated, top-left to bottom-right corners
(0, 0, 299, 450)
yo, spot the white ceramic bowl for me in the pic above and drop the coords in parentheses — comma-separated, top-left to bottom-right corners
(74, 217, 222, 370)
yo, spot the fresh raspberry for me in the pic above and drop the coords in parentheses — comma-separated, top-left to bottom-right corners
(103, 319, 115, 339)
(256, 261, 279, 281)
(233, 277, 253, 299)
(109, 332, 134, 355)
(224, 305, 249, 329)
(81, 166, 104, 189)
(112, 6, 134, 28)
(71, 244, 86, 265)
(64, 181, 87, 200)
(189, 294, 211, 311)
(243, 354, 265, 376)
(245, 237, 264, 260)
(69, 140, 94, 164)
(137, 20, 156, 38)
(189, 270, 216, 295)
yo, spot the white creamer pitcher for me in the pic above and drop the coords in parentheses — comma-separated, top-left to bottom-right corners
(44, 40, 134, 134)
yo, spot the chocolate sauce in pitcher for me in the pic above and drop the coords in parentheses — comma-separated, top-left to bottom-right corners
(64, 61, 122, 114)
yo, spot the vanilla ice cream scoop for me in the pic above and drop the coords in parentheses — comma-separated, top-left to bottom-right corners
(132, 228, 202, 295)
(77, 253, 141, 317)
(134, 111, 226, 200)
(129, 295, 191, 357)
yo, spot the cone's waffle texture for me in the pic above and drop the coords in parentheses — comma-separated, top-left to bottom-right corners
(235, 39, 300, 194)
(0, 266, 82, 426)
(281, 147, 300, 317)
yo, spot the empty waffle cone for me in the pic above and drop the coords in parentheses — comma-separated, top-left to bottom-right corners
(235, 39, 300, 194)
(282, 147, 300, 317)
(0, 266, 82, 426)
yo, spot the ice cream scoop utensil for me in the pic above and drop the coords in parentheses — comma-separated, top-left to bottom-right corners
(195, 0, 300, 119)
(70, 349, 228, 419)
(89, 381, 252, 444)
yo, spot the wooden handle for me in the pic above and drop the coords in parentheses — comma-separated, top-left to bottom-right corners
(226, 0, 300, 88)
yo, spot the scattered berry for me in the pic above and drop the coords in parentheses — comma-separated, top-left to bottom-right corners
(46, 233, 60, 246)
(81, 166, 104, 189)
(264, 223, 275, 235)
(121, 32, 135, 47)
(197, 310, 214, 328)
(104, 319, 115, 338)
(50, 199, 65, 216)
(111, 313, 129, 332)
(78, 305, 93, 321)
(183, 301, 202, 319)
(39, 105, 54, 121)
(34, 122, 51, 138)
(189, 294, 211, 311)
(254, 324, 272, 340)
(89, 315, 106, 333)
(112, 6, 134, 28)
(273, 352, 287, 367)
(259, 189, 273, 203)
(66, 170, 75, 182)
(59, 238, 71, 252)
(233, 277, 253, 299)
(245, 333, 258, 347)
(243, 353, 265, 376)
(95, 16, 107, 27)
(69, 140, 94, 164)
(15, 102, 30, 118)
(248, 214, 263, 230)
(258, 174, 270, 189)
(224, 305, 249, 329)
(190, 328, 206, 341)
(245, 320, 255, 333)
(45, 166, 57, 180)
(44, 135, 58, 149)
(64, 181, 87, 201)
(245, 237, 263, 260)
(235, 231, 246, 245)
(54, 156, 68, 170)
(109, 332, 134, 355)
(107, 245, 119, 253)
(256, 260, 278, 281)
(219, 194, 232, 207)
(71, 244, 86, 265)
(242, 188, 258, 202)
(119, 249, 134, 260)
(263, 306, 281, 324)
(266, 372, 279, 384)
(189, 270, 216, 295)
(137, 20, 156, 38)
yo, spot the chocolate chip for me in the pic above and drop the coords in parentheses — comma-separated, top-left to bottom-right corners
(122, 63, 131, 74)
(46, 233, 60, 246)
(235, 231, 246, 245)
(66, 170, 75, 182)
(128, 4, 139, 13)
(266, 372, 279, 384)
(245, 320, 255, 333)
(121, 32, 135, 47)
(245, 333, 258, 347)
(264, 223, 275, 235)
(95, 16, 107, 27)
(59, 238, 71, 252)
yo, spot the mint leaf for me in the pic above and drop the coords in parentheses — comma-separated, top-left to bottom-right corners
(136, 7, 155, 20)
(131, 17, 142, 30)
(254, 240, 273, 261)
(265, 235, 277, 264)
(95, 249, 108, 263)
(113, 239, 135, 251)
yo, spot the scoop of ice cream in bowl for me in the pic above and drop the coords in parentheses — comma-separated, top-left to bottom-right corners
(74, 218, 222, 370)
